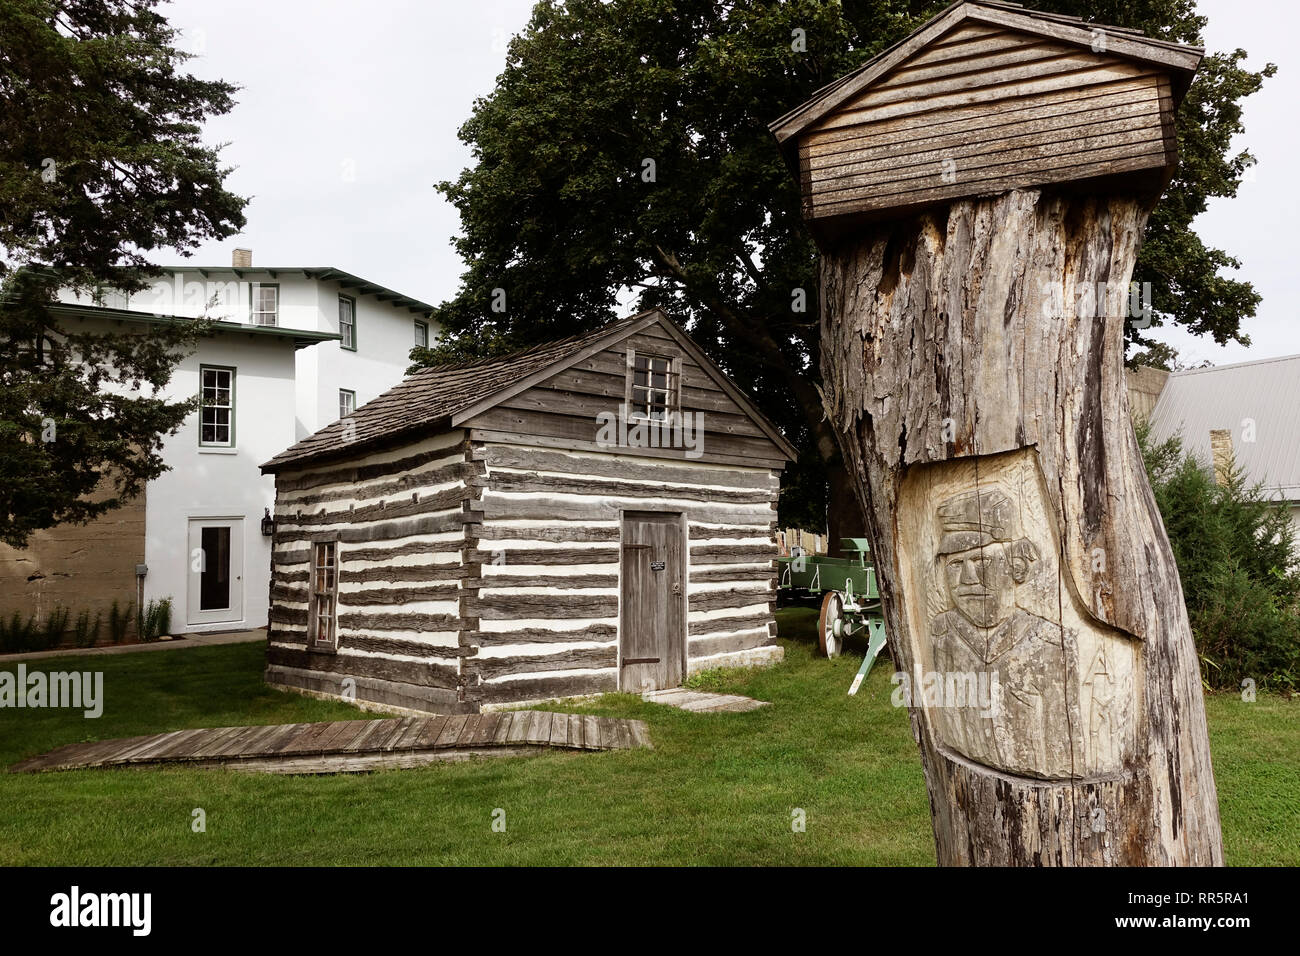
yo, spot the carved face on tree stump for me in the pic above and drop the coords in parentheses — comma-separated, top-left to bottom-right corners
(896, 453, 1138, 781)
(936, 488, 1040, 629)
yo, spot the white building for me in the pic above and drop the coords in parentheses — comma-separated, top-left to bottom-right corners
(1147, 354, 1300, 544)
(42, 249, 437, 634)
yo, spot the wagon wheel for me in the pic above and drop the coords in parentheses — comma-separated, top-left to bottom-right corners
(818, 591, 846, 658)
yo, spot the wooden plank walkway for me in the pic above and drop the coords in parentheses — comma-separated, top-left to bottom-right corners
(8, 711, 652, 776)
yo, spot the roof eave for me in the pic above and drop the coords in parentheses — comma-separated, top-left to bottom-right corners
(148, 265, 436, 315)
(260, 415, 455, 475)
(48, 303, 342, 349)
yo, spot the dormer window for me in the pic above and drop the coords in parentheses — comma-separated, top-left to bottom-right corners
(627, 350, 679, 421)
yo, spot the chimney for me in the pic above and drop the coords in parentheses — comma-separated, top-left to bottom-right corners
(1209, 429, 1234, 486)
(232, 247, 253, 268)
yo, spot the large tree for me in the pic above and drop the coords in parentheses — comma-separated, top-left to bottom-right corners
(418, 0, 1272, 536)
(0, 0, 247, 547)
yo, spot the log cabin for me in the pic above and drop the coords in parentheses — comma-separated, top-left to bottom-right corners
(259, 309, 796, 714)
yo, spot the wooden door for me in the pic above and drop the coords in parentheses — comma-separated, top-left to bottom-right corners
(620, 511, 685, 692)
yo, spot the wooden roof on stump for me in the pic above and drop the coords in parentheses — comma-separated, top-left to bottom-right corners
(770, 0, 1203, 240)
(261, 308, 796, 473)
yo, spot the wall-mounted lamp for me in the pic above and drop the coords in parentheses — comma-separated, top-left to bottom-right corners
(261, 507, 276, 537)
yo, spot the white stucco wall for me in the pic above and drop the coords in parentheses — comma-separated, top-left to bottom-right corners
(54, 266, 437, 630)
(303, 282, 431, 438)
(56, 312, 298, 633)
(146, 332, 298, 633)
(68, 266, 436, 439)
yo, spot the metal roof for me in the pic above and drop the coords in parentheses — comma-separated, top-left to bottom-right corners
(1147, 354, 1300, 503)
(50, 302, 342, 350)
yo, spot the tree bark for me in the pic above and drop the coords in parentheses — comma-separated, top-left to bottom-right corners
(819, 188, 1222, 865)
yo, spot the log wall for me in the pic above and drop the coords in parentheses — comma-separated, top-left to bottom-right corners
(265, 434, 785, 713)
(265, 430, 480, 713)
(464, 443, 783, 707)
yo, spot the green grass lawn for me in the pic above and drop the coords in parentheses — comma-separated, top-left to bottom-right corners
(0, 608, 1294, 865)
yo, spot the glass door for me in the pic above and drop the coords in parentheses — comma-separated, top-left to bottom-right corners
(186, 518, 245, 626)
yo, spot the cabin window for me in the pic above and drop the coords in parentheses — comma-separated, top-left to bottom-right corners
(627, 350, 679, 421)
(199, 365, 235, 447)
(249, 283, 279, 326)
(339, 295, 356, 350)
(414, 319, 429, 348)
(309, 540, 339, 647)
(339, 389, 356, 419)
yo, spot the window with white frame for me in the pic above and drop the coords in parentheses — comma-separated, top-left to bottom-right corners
(414, 319, 428, 348)
(250, 283, 278, 326)
(199, 365, 235, 447)
(309, 540, 338, 647)
(339, 295, 356, 350)
(627, 351, 678, 421)
(339, 389, 356, 419)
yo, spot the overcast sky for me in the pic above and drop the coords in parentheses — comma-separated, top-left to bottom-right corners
(162, 0, 1298, 366)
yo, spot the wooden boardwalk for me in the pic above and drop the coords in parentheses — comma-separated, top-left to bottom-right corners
(9, 711, 651, 776)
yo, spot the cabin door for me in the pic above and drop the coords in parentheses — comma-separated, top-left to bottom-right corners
(620, 511, 685, 692)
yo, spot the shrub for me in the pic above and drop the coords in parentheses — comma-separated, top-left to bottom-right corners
(137, 597, 172, 642)
(72, 609, 102, 648)
(1138, 422, 1300, 690)
(36, 606, 70, 651)
(0, 611, 37, 653)
(107, 600, 134, 644)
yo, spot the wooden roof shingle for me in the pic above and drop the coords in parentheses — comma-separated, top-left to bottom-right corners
(260, 308, 811, 474)
(262, 312, 654, 473)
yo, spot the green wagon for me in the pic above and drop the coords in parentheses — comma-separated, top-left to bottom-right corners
(777, 538, 891, 694)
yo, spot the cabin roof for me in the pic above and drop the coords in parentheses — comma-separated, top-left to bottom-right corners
(769, 0, 1203, 147)
(261, 308, 797, 473)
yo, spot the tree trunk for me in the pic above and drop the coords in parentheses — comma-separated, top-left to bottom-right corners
(819, 188, 1222, 865)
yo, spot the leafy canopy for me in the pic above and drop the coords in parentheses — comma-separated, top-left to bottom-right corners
(420, 0, 1274, 526)
(0, 0, 247, 547)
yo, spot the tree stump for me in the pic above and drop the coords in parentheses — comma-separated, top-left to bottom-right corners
(771, 0, 1220, 868)
(819, 188, 1222, 865)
